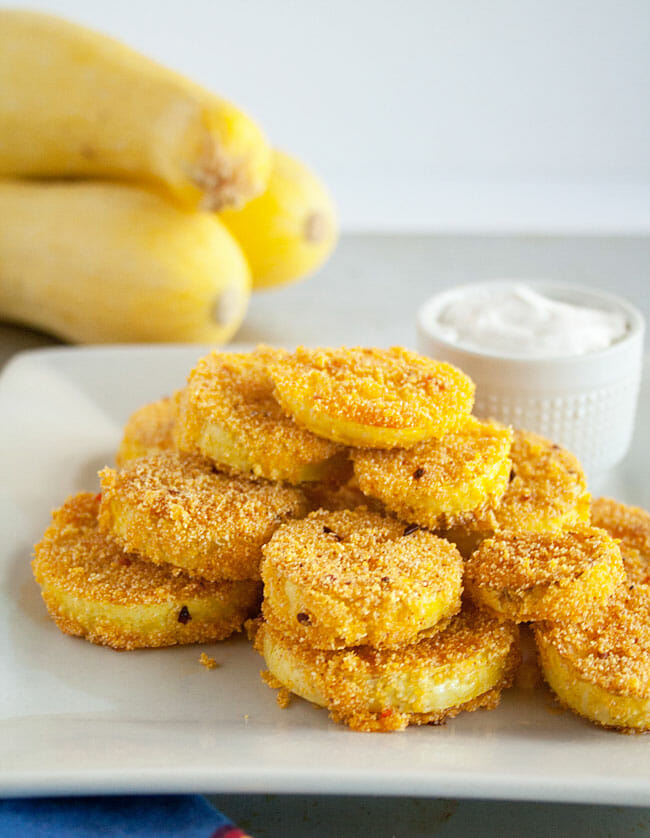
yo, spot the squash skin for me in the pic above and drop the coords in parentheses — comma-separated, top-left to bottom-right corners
(220, 151, 338, 290)
(0, 180, 251, 344)
(0, 10, 271, 210)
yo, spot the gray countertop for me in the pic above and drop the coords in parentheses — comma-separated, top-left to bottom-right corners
(240, 233, 650, 351)
(2, 233, 648, 367)
(3, 233, 650, 836)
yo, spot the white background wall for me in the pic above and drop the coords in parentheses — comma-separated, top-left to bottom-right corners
(6, 0, 650, 232)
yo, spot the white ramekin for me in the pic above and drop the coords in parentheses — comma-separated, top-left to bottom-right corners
(416, 281, 645, 481)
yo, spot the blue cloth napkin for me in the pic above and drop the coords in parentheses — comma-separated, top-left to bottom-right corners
(0, 795, 251, 838)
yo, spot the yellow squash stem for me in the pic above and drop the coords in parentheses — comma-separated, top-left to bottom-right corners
(0, 10, 272, 210)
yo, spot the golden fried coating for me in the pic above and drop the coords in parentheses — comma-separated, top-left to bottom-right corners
(32, 493, 261, 650)
(352, 418, 512, 530)
(535, 585, 650, 732)
(99, 452, 309, 581)
(439, 429, 590, 557)
(116, 395, 178, 466)
(465, 527, 625, 623)
(255, 604, 520, 731)
(491, 430, 590, 532)
(268, 346, 475, 449)
(261, 508, 464, 649)
(591, 497, 650, 586)
(175, 347, 349, 484)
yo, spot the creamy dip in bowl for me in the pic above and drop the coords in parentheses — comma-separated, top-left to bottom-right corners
(417, 281, 645, 480)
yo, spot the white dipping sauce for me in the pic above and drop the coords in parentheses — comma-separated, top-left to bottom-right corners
(433, 284, 628, 357)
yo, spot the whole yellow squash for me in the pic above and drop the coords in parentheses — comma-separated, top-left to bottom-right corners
(0, 10, 271, 211)
(0, 180, 251, 344)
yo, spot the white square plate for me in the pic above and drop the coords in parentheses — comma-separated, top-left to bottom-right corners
(2, 345, 649, 803)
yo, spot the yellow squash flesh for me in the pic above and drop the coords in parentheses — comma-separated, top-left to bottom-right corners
(0, 180, 251, 344)
(0, 10, 271, 210)
(220, 150, 338, 289)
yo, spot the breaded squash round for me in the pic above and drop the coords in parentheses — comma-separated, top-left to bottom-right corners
(439, 429, 590, 557)
(352, 418, 513, 530)
(116, 394, 178, 466)
(174, 347, 349, 484)
(98, 452, 309, 581)
(32, 493, 261, 650)
(591, 497, 650, 586)
(535, 585, 650, 732)
(268, 346, 475, 449)
(261, 508, 464, 649)
(254, 605, 520, 731)
(489, 430, 590, 533)
(465, 527, 626, 623)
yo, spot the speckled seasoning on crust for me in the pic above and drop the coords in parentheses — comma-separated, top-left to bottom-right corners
(175, 346, 349, 484)
(255, 604, 520, 731)
(32, 493, 261, 650)
(261, 507, 463, 649)
(535, 585, 650, 732)
(116, 394, 178, 466)
(98, 451, 309, 580)
(465, 527, 626, 623)
(352, 417, 513, 529)
(439, 428, 591, 557)
(268, 345, 475, 448)
(591, 497, 650, 586)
